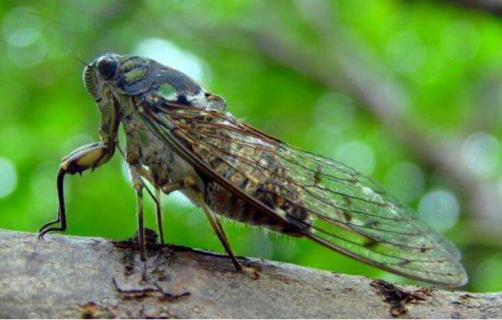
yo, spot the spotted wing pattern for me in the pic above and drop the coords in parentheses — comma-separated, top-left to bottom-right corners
(139, 100, 467, 287)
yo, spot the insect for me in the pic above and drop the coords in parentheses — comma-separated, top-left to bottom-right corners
(38, 54, 468, 287)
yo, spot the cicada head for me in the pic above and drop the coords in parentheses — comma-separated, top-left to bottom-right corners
(82, 54, 146, 100)
(83, 53, 226, 112)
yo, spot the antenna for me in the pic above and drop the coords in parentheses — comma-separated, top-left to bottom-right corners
(73, 53, 91, 67)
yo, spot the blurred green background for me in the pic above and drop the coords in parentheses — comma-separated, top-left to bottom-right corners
(0, 0, 501, 292)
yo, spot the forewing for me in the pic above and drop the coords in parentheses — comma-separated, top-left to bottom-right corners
(139, 101, 467, 287)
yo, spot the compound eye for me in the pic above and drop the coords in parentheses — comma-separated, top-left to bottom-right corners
(96, 55, 118, 80)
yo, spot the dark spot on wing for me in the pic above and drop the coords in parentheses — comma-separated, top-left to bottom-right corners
(342, 210, 352, 222)
(420, 245, 430, 253)
(240, 178, 250, 189)
(363, 239, 379, 249)
(365, 219, 379, 228)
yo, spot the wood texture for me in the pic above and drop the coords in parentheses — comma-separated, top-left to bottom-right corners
(0, 229, 500, 318)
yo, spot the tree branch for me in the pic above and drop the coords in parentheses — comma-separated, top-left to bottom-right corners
(0, 229, 500, 318)
(448, 0, 502, 16)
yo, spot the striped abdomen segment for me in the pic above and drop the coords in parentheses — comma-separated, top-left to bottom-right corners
(203, 153, 310, 236)
(205, 181, 305, 236)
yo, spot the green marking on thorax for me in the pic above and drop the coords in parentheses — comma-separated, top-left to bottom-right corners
(158, 83, 177, 99)
(124, 67, 148, 84)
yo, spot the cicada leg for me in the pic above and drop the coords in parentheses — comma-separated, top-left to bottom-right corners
(132, 165, 165, 245)
(161, 177, 246, 274)
(159, 176, 241, 268)
(125, 174, 192, 259)
(160, 177, 257, 277)
(199, 200, 243, 273)
(150, 177, 201, 244)
(154, 186, 164, 245)
(38, 170, 67, 238)
(38, 142, 115, 239)
(130, 165, 147, 261)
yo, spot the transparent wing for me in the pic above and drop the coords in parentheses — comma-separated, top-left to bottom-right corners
(139, 100, 467, 287)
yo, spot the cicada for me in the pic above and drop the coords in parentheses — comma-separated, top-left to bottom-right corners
(39, 54, 468, 287)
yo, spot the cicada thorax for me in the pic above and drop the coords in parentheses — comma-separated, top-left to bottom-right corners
(118, 94, 197, 191)
(124, 91, 311, 236)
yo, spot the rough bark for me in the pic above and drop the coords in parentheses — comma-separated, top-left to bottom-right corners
(0, 229, 501, 318)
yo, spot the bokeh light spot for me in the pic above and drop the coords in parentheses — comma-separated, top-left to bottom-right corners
(441, 21, 479, 63)
(0, 158, 18, 198)
(334, 141, 375, 175)
(384, 162, 425, 204)
(314, 93, 355, 133)
(418, 189, 460, 232)
(462, 132, 501, 178)
(386, 31, 427, 74)
(2, 7, 47, 67)
(2, 7, 41, 47)
(134, 38, 205, 82)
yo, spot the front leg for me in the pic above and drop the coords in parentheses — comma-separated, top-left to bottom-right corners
(38, 142, 115, 239)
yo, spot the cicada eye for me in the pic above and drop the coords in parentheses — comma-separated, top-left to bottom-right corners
(96, 55, 118, 80)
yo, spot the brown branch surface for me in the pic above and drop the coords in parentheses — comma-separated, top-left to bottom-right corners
(449, 0, 502, 16)
(0, 229, 501, 318)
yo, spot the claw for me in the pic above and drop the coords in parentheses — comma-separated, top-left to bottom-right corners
(240, 265, 261, 280)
